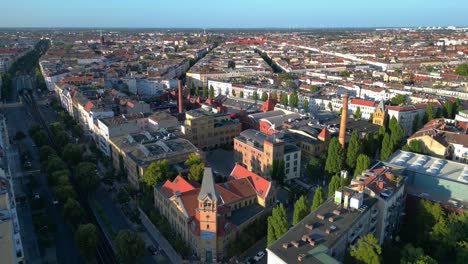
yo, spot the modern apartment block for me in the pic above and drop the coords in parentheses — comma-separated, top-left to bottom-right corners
(267, 162, 406, 263)
(153, 166, 275, 263)
(234, 129, 301, 182)
(181, 108, 241, 150)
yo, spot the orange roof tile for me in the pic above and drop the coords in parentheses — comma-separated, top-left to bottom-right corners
(230, 164, 271, 198)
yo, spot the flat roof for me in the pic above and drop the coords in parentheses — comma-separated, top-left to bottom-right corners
(268, 191, 377, 264)
(386, 150, 468, 184)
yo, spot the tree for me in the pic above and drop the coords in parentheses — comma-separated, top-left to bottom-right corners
(63, 198, 85, 228)
(209, 85, 214, 99)
(391, 94, 407, 105)
(190, 82, 195, 96)
(444, 101, 453, 119)
(350, 234, 382, 264)
(195, 84, 199, 96)
(31, 130, 48, 147)
(141, 159, 169, 186)
(402, 140, 427, 154)
(346, 131, 361, 170)
(75, 224, 98, 261)
(380, 133, 393, 160)
(40, 145, 56, 162)
(202, 86, 207, 99)
(289, 91, 299, 107)
(56, 131, 70, 149)
(54, 184, 77, 203)
(239, 91, 244, 98)
(231, 89, 235, 97)
(401, 244, 437, 264)
(267, 216, 276, 246)
(185, 153, 202, 167)
(311, 186, 325, 211)
(302, 98, 309, 109)
(369, 113, 374, 123)
(423, 104, 434, 124)
(46, 156, 67, 174)
(390, 123, 404, 149)
(292, 195, 309, 225)
(339, 71, 350, 77)
(328, 175, 342, 198)
(306, 157, 323, 182)
(413, 114, 421, 133)
(268, 204, 288, 244)
(261, 91, 268, 101)
(115, 230, 145, 264)
(355, 106, 362, 119)
(354, 154, 370, 177)
(325, 138, 344, 176)
(310, 85, 318, 93)
(280, 92, 288, 106)
(252, 91, 258, 100)
(188, 163, 205, 182)
(455, 63, 468, 76)
(435, 107, 443, 118)
(49, 169, 70, 186)
(62, 144, 83, 166)
(75, 162, 100, 195)
(454, 98, 462, 116)
(327, 102, 333, 112)
(270, 92, 277, 100)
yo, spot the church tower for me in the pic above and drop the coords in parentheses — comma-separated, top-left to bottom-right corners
(197, 167, 218, 263)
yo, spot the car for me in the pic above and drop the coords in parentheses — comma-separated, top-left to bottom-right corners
(53, 199, 59, 205)
(245, 257, 255, 264)
(253, 251, 265, 261)
(147, 245, 158, 255)
(34, 193, 40, 199)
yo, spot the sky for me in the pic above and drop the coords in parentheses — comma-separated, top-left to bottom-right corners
(1, 0, 467, 28)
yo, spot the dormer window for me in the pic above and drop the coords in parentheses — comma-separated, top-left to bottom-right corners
(204, 201, 211, 208)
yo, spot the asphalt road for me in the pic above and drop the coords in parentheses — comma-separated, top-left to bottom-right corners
(3, 75, 82, 264)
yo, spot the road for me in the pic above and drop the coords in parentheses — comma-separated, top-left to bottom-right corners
(2, 75, 82, 264)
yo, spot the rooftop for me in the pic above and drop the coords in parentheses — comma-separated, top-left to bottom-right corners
(268, 189, 377, 264)
(386, 150, 468, 184)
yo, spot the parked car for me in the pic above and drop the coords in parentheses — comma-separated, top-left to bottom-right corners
(147, 245, 158, 255)
(253, 251, 265, 261)
(245, 257, 255, 264)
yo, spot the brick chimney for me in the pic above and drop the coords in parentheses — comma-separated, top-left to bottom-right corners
(339, 93, 349, 148)
(178, 80, 183, 114)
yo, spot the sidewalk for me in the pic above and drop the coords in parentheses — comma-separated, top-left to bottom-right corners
(139, 208, 183, 264)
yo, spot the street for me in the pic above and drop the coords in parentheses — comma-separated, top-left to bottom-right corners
(2, 75, 82, 263)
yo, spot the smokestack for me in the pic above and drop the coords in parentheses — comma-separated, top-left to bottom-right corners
(339, 93, 349, 148)
(178, 80, 183, 114)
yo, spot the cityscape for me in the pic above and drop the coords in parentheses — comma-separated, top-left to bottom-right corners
(0, 2, 467, 264)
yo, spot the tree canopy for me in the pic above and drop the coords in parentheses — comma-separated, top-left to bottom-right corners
(311, 186, 326, 211)
(302, 98, 309, 109)
(306, 157, 323, 182)
(75, 162, 100, 195)
(188, 163, 205, 182)
(280, 92, 288, 106)
(455, 63, 468, 76)
(185, 153, 202, 167)
(346, 131, 361, 170)
(355, 106, 362, 119)
(293, 195, 309, 225)
(354, 154, 370, 177)
(62, 143, 83, 166)
(390, 94, 407, 105)
(267, 204, 288, 246)
(289, 91, 299, 107)
(380, 133, 393, 161)
(350, 234, 382, 264)
(261, 91, 268, 101)
(114, 230, 145, 264)
(63, 198, 85, 228)
(75, 223, 98, 261)
(142, 159, 169, 186)
(325, 138, 344, 176)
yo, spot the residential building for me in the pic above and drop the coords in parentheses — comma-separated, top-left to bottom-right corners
(234, 129, 301, 182)
(109, 130, 200, 187)
(153, 166, 275, 262)
(181, 108, 241, 150)
(386, 102, 441, 137)
(407, 118, 468, 163)
(349, 99, 377, 120)
(267, 162, 406, 263)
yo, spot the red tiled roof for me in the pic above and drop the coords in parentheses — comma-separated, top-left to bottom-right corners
(84, 101, 94, 112)
(351, 99, 376, 108)
(160, 175, 195, 198)
(178, 189, 200, 217)
(230, 165, 271, 198)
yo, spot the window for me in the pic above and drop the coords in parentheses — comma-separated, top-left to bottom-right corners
(294, 153, 298, 159)
(286, 155, 290, 161)
(286, 162, 290, 168)
(286, 169, 290, 174)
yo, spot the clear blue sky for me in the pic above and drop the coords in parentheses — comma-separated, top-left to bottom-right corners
(2, 0, 467, 28)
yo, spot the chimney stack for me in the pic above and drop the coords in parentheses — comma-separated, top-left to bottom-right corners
(178, 80, 183, 114)
(339, 93, 349, 148)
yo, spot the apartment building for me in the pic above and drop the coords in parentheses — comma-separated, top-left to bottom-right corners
(154, 166, 275, 263)
(349, 99, 377, 120)
(181, 108, 241, 150)
(109, 130, 200, 187)
(387, 102, 441, 137)
(234, 129, 301, 182)
(267, 163, 406, 263)
(407, 118, 468, 163)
